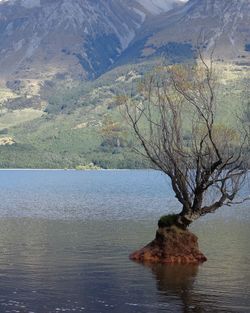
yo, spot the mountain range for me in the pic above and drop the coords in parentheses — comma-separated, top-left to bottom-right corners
(0, 0, 249, 168)
(0, 0, 249, 82)
(0, 0, 185, 80)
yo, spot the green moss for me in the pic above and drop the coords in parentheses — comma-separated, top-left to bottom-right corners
(158, 214, 178, 228)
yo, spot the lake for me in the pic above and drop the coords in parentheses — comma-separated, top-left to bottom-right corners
(0, 170, 249, 313)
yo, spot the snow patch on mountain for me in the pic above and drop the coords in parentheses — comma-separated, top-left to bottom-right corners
(137, 0, 187, 15)
(0, 0, 40, 7)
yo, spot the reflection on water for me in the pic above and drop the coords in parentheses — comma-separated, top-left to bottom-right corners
(0, 170, 249, 313)
(149, 264, 198, 294)
(148, 264, 201, 313)
(145, 263, 237, 313)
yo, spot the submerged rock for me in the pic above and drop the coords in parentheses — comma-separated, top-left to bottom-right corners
(130, 226, 207, 264)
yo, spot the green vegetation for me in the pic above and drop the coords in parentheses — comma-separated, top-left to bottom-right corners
(75, 163, 102, 170)
(158, 214, 178, 228)
(0, 62, 248, 169)
(0, 109, 43, 129)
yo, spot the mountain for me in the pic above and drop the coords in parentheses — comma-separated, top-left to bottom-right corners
(1, 0, 249, 83)
(0, 0, 249, 169)
(0, 0, 183, 81)
(121, 0, 250, 65)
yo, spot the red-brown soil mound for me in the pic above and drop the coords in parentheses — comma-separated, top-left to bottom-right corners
(130, 226, 207, 264)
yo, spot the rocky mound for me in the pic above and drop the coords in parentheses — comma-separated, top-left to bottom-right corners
(130, 226, 207, 264)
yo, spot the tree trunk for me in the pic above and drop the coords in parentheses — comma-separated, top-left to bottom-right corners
(157, 209, 202, 230)
(176, 211, 201, 229)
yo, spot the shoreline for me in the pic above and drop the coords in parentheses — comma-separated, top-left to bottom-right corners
(0, 168, 154, 171)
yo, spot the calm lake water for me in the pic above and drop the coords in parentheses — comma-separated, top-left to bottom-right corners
(0, 170, 249, 313)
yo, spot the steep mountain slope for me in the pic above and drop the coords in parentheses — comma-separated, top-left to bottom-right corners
(0, 0, 183, 81)
(0, 0, 249, 83)
(120, 0, 250, 65)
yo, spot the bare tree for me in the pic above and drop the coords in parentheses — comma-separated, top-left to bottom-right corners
(123, 56, 249, 229)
